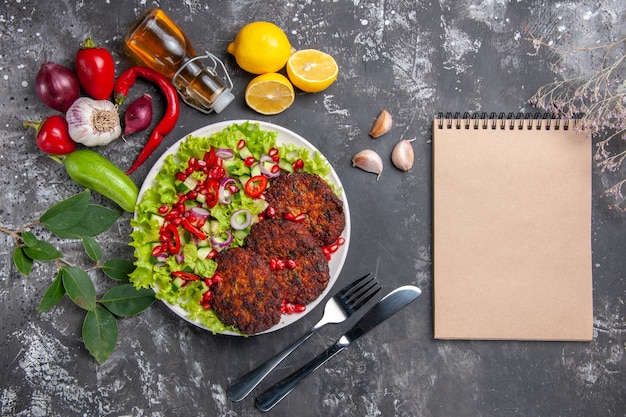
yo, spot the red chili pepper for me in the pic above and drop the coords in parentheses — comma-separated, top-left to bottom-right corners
(204, 148, 216, 167)
(171, 271, 201, 281)
(203, 178, 220, 208)
(24, 116, 77, 155)
(245, 175, 268, 198)
(75, 37, 115, 100)
(165, 223, 181, 254)
(182, 218, 207, 240)
(114, 66, 180, 174)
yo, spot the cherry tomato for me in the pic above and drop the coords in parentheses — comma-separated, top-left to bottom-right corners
(24, 115, 77, 155)
(75, 37, 115, 100)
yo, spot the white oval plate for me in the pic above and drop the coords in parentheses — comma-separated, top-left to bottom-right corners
(136, 120, 351, 335)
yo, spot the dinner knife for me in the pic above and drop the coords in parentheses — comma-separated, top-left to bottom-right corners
(254, 285, 421, 412)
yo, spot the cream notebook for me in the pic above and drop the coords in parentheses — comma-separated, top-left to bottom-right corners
(432, 114, 592, 341)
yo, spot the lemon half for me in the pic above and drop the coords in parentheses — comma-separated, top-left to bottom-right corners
(244, 73, 295, 115)
(286, 49, 338, 93)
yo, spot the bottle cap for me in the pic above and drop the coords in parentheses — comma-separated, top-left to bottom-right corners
(212, 89, 235, 113)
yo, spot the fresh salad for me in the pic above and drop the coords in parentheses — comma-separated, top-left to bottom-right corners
(129, 121, 337, 333)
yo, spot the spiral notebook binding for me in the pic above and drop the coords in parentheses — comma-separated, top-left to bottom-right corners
(436, 112, 571, 131)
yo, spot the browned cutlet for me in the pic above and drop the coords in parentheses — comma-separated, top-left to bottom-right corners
(245, 218, 330, 304)
(244, 218, 319, 255)
(264, 171, 345, 246)
(211, 247, 283, 335)
(271, 247, 330, 305)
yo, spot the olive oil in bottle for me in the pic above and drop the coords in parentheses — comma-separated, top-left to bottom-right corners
(124, 8, 234, 113)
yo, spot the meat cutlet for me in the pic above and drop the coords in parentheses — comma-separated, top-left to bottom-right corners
(264, 171, 345, 246)
(211, 247, 283, 335)
(245, 219, 330, 304)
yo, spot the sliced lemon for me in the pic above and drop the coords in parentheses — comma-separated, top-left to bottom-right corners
(244, 73, 295, 115)
(286, 49, 339, 93)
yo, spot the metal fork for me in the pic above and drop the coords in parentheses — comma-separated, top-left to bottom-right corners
(228, 273, 381, 402)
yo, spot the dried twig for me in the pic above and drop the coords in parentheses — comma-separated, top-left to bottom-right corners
(526, 28, 626, 210)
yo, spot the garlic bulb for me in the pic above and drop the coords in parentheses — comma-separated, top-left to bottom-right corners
(391, 139, 415, 171)
(66, 97, 121, 146)
(352, 149, 383, 179)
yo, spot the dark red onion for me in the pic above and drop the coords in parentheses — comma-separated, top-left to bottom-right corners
(34, 62, 80, 113)
(123, 93, 153, 136)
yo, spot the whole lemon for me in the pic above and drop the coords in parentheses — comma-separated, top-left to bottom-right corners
(227, 22, 293, 74)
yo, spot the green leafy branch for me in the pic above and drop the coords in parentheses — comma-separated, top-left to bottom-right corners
(1, 189, 155, 364)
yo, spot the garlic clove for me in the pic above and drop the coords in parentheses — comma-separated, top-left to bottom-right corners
(369, 109, 393, 138)
(391, 139, 415, 171)
(352, 149, 383, 179)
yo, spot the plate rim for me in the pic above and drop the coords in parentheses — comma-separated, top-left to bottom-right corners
(135, 119, 351, 336)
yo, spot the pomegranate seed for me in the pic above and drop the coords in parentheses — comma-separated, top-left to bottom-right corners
(322, 246, 331, 255)
(294, 213, 306, 222)
(265, 206, 276, 218)
(270, 259, 277, 270)
(328, 243, 339, 253)
(280, 299, 287, 314)
(294, 304, 306, 313)
(244, 156, 256, 167)
(188, 214, 198, 223)
(209, 167, 225, 179)
(237, 139, 246, 149)
(208, 249, 218, 259)
(176, 172, 187, 181)
(268, 147, 279, 157)
(275, 259, 286, 270)
(271, 164, 281, 174)
(158, 205, 169, 214)
(211, 273, 223, 284)
(197, 218, 206, 227)
(286, 259, 297, 269)
(216, 158, 223, 167)
(196, 159, 207, 168)
(284, 302, 295, 314)
(164, 211, 179, 221)
(284, 212, 296, 221)
(292, 159, 304, 170)
(151, 245, 163, 256)
(185, 166, 194, 175)
(337, 237, 345, 245)
(187, 190, 198, 200)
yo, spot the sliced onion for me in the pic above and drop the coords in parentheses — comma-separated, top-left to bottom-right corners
(211, 230, 233, 249)
(215, 148, 234, 159)
(190, 207, 210, 219)
(259, 154, 281, 178)
(175, 253, 185, 264)
(219, 177, 237, 204)
(230, 209, 252, 230)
